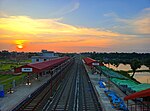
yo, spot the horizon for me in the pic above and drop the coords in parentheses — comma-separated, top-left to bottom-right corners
(1, 49, 150, 54)
(0, 0, 150, 53)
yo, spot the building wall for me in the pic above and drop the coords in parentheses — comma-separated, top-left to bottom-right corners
(32, 58, 49, 63)
(31, 50, 57, 63)
(31, 58, 57, 63)
(43, 52, 54, 57)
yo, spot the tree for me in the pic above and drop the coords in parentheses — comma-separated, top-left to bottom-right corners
(114, 62, 120, 70)
(130, 59, 141, 78)
(113, 60, 120, 70)
(144, 58, 150, 70)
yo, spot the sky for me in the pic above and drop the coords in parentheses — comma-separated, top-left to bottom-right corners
(0, 0, 150, 53)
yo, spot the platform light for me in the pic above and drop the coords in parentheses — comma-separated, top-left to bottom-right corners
(26, 82, 32, 86)
(7, 90, 14, 94)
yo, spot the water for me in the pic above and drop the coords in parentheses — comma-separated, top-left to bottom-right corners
(129, 72, 150, 83)
(104, 63, 149, 71)
(104, 63, 150, 83)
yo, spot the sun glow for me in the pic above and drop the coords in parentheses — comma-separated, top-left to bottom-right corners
(0, 15, 134, 52)
(15, 40, 25, 49)
(17, 44, 23, 49)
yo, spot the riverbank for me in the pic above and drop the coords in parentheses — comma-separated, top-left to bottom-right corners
(126, 70, 150, 73)
(105, 66, 150, 84)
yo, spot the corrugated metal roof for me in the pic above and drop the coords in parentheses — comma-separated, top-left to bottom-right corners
(124, 88, 150, 101)
(14, 56, 70, 73)
(83, 57, 96, 65)
(28, 57, 69, 70)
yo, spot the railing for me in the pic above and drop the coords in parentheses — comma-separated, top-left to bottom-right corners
(127, 102, 150, 111)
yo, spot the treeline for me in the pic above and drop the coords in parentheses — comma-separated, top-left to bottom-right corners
(81, 52, 150, 69)
(81, 52, 150, 78)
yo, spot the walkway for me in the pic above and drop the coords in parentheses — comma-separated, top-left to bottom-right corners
(0, 74, 52, 111)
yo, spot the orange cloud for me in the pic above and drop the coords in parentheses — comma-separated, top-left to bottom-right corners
(0, 15, 129, 52)
(115, 8, 150, 35)
(133, 17, 150, 34)
(0, 16, 122, 37)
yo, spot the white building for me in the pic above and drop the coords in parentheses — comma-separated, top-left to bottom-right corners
(31, 50, 58, 63)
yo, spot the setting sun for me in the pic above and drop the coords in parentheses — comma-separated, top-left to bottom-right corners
(0, 0, 149, 53)
(15, 40, 25, 49)
(17, 44, 23, 49)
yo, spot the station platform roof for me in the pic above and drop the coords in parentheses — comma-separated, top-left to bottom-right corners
(83, 57, 96, 65)
(124, 88, 150, 101)
(14, 56, 70, 73)
(83, 57, 103, 66)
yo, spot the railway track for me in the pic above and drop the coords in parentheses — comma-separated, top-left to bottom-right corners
(43, 58, 78, 111)
(78, 59, 101, 111)
(13, 59, 74, 111)
(13, 56, 102, 111)
(43, 57, 102, 111)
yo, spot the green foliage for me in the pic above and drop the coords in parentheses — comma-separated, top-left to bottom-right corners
(130, 59, 141, 78)
(0, 74, 26, 92)
(81, 52, 150, 66)
(0, 64, 21, 71)
(144, 58, 150, 70)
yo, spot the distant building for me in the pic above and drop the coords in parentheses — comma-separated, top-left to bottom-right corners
(31, 50, 58, 63)
(31, 56, 58, 63)
(41, 50, 55, 57)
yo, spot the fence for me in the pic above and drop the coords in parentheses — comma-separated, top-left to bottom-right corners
(128, 102, 150, 111)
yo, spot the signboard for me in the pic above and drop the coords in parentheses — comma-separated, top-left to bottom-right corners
(22, 68, 33, 72)
(92, 62, 99, 66)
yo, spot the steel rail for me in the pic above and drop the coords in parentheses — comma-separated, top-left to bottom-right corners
(13, 59, 74, 111)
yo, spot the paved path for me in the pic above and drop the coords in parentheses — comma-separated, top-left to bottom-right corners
(0, 74, 52, 111)
(83, 63, 140, 111)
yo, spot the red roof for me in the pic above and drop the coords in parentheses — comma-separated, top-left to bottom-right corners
(15, 57, 70, 73)
(124, 88, 150, 101)
(28, 57, 69, 70)
(83, 57, 96, 65)
(83, 57, 104, 66)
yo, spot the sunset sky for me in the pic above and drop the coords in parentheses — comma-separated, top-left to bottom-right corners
(0, 0, 150, 52)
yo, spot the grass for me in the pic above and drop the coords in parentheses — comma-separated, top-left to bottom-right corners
(0, 59, 30, 92)
(22, 59, 32, 63)
(0, 74, 27, 92)
(0, 74, 26, 84)
(0, 75, 14, 81)
(0, 59, 31, 71)
(0, 64, 21, 71)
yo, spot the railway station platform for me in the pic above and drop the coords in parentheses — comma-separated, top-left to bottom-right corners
(0, 75, 52, 111)
(0, 57, 70, 111)
(83, 62, 139, 111)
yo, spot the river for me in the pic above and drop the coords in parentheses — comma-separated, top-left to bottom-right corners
(104, 63, 150, 83)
